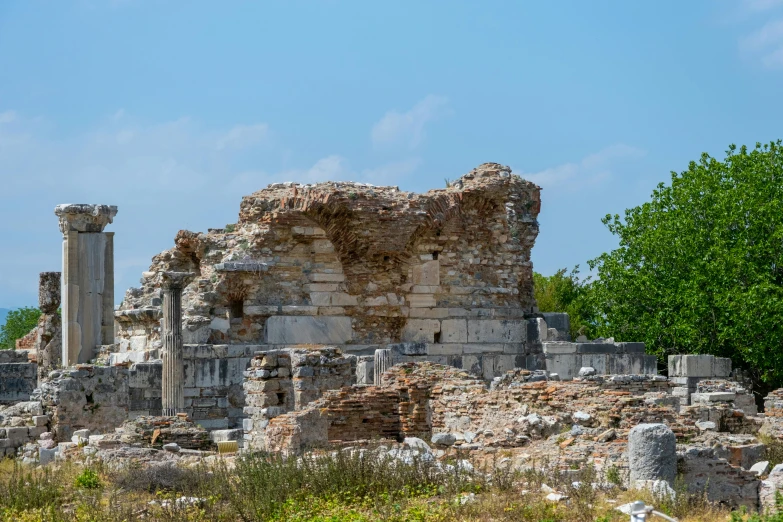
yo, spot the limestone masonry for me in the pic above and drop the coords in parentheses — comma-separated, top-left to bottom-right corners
(5, 162, 783, 514)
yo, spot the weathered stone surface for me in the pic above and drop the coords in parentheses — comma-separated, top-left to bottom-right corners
(628, 423, 677, 486)
(265, 316, 352, 344)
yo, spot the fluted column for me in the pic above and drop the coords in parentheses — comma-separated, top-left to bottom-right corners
(161, 271, 193, 416)
(374, 348, 393, 387)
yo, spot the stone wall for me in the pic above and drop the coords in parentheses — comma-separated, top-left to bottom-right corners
(542, 340, 657, 380)
(679, 447, 760, 510)
(254, 363, 688, 454)
(36, 365, 129, 441)
(242, 347, 356, 449)
(0, 350, 37, 404)
(116, 164, 547, 379)
(0, 401, 49, 457)
(124, 344, 256, 429)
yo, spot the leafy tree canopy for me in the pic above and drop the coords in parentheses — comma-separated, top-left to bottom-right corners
(588, 141, 783, 387)
(533, 267, 594, 340)
(0, 306, 41, 349)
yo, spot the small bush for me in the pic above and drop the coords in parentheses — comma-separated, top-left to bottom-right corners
(74, 469, 102, 490)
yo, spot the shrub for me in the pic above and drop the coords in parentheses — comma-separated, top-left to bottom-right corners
(74, 469, 102, 490)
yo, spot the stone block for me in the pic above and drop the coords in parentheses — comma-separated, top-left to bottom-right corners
(40, 447, 57, 466)
(691, 392, 736, 403)
(618, 342, 646, 354)
(544, 354, 581, 381)
(400, 320, 440, 343)
(265, 316, 352, 344)
(356, 358, 374, 384)
(411, 260, 439, 286)
(714, 357, 732, 378)
(542, 313, 570, 336)
(527, 318, 548, 342)
(440, 319, 468, 343)
(426, 343, 463, 356)
(543, 342, 577, 354)
(389, 342, 427, 356)
(580, 353, 607, 375)
(669, 354, 714, 378)
(575, 343, 617, 354)
(331, 293, 358, 306)
(467, 320, 525, 343)
(463, 343, 505, 354)
(407, 294, 436, 308)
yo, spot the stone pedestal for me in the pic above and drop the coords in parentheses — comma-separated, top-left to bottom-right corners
(36, 272, 62, 383)
(161, 272, 194, 416)
(56, 204, 117, 366)
(374, 348, 392, 387)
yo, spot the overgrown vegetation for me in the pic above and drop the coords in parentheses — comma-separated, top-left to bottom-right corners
(533, 267, 595, 340)
(0, 450, 764, 521)
(0, 306, 40, 349)
(587, 142, 783, 391)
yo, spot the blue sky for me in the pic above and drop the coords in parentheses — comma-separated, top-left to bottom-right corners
(1, 0, 782, 308)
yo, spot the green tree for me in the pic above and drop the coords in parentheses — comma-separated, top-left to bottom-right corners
(533, 267, 595, 340)
(0, 306, 41, 349)
(588, 141, 783, 388)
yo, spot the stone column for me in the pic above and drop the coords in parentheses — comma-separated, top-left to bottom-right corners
(36, 272, 62, 384)
(374, 348, 393, 387)
(628, 423, 676, 487)
(161, 271, 194, 416)
(55, 204, 118, 366)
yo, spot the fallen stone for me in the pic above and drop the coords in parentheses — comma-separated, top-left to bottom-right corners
(431, 433, 456, 446)
(695, 421, 717, 431)
(598, 429, 616, 443)
(163, 443, 181, 453)
(403, 437, 432, 454)
(751, 461, 770, 476)
(578, 366, 596, 377)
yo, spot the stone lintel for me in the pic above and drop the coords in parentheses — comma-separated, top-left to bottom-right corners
(55, 204, 118, 234)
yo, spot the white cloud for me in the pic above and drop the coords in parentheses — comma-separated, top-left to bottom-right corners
(216, 124, 270, 150)
(740, 19, 783, 50)
(742, 0, 783, 12)
(0, 109, 427, 307)
(0, 111, 16, 124)
(275, 155, 421, 186)
(736, 8, 783, 69)
(520, 144, 646, 191)
(371, 95, 449, 150)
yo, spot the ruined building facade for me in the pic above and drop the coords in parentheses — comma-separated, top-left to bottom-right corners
(115, 163, 547, 377)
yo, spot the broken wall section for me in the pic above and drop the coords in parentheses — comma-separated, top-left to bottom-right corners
(0, 350, 37, 404)
(242, 347, 356, 450)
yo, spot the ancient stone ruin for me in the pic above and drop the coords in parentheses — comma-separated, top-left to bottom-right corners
(4, 162, 783, 513)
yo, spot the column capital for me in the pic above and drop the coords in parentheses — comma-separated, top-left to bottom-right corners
(161, 271, 195, 291)
(55, 204, 118, 235)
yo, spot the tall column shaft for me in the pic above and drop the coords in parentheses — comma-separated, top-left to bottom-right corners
(160, 271, 194, 417)
(56, 204, 118, 366)
(162, 285, 184, 416)
(101, 232, 115, 346)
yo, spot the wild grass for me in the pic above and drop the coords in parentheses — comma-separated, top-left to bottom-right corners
(0, 448, 773, 521)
